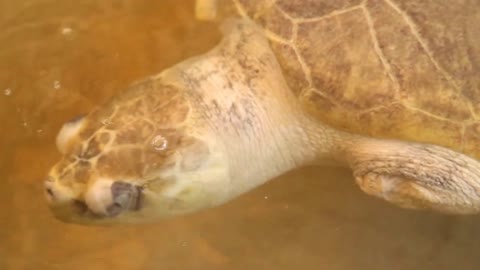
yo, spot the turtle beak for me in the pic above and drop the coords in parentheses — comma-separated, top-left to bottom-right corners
(108, 181, 144, 216)
(85, 179, 144, 217)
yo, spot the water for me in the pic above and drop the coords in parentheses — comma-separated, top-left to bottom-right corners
(1, 0, 480, 269)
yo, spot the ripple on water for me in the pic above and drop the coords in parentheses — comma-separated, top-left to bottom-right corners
(53, 80, 61, 89)
(4, 88, 12, 96)
(61, 27, 73, 35)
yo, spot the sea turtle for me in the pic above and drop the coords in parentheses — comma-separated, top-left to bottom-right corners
(44, 0, 480, 225)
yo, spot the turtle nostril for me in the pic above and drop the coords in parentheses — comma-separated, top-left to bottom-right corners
(44, 186, 56, 202)
(46, 187, 54, 197)
(44, 179, 56, 201)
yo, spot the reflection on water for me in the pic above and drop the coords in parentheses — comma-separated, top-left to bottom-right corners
(1, 0, 480, 269)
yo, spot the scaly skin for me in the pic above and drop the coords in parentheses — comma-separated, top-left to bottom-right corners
(44, 19, 480, 225)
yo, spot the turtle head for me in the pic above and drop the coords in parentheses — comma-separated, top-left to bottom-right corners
(44, 18, 293, 224)
(44, 79, 230, 225)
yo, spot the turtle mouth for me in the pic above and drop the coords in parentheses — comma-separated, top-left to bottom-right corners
(70, 182, 145, 219)
(48, 183, 146, 225)
(105, 181, 145, 217)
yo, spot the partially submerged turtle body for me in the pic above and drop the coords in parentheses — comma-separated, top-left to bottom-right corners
(45, 0, 480, 225)
(210, 0, 480, 159)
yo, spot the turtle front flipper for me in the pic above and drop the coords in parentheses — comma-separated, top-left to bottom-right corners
(344, 137, 480, 214)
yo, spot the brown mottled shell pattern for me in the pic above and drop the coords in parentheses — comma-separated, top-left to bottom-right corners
(225, 0, 480, 159)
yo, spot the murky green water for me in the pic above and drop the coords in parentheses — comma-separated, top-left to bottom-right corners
(1, 1, 480, 269)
